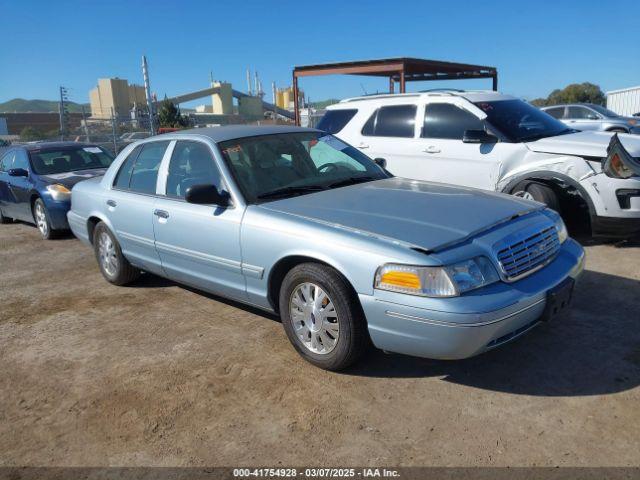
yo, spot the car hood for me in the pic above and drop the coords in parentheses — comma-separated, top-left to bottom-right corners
(526, 131, 640, 158)
(260, 178, 541, 251)
(40, 168, 108, 188)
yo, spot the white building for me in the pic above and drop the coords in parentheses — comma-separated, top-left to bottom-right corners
(606, 86, 640, 116)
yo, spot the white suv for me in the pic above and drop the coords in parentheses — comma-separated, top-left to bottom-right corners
(318, 91, 640, 238)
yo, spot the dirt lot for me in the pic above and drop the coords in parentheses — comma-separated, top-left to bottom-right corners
(1, 222, 639, 467)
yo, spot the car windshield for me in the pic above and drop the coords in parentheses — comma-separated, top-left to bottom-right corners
(588, 104, 620, 118)
(475, 99, 573, 142)
(218, 132, 389, 203)
(29, 145, 114, 175)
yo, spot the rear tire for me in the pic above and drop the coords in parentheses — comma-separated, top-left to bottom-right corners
(93, 222, 140, 285)
(279, 262, 369, 371)
(513, 181, 560, 212)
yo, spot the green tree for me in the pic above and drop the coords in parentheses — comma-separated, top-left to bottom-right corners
(157, 98, 189, 128)
(535, 82, 605, 107)
(20, 126, 45, 141)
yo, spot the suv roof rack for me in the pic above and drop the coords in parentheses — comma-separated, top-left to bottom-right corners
(340, 93, 421, 103)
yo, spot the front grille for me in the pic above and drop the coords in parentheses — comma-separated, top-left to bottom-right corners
(496, 225, 560, 280)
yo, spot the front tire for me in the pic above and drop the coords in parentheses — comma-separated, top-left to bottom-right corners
(93, 222, 140, 285)
(513, 181, 560, 212)
(33, 198, 56, 239)
(279, 263, 369, 371)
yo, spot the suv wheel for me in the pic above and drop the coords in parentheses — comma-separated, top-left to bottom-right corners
(93, 222, 140, 285)
(279, 263, 369, 371)
(513, 182, 560, 212)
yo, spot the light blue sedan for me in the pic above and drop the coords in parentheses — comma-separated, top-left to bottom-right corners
(67, 125, 585, 370)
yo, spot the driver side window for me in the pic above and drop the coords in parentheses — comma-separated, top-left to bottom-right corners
(165, 141, 222, 199)
(422, 103, 484, 140)
(567, 106, 597, 120)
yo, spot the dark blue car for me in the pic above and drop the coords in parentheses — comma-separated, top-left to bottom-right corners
(0, 142, 114, 239)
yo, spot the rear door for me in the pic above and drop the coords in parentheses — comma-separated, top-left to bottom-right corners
(349, 104, 420, 177)
(106, 141, 169, 274)
(152, 139, 246, 300)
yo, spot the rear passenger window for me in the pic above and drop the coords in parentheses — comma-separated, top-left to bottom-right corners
(362, 105, 416, 138)
(317, 109, 358, 134)
(422, 103, 484, 140)
(0, 150, 15, 171)
(165, 141, 222, 199)
(544, 107, 565, 119)
(129, 141, 170, 194)
(113, 145, 142, 190)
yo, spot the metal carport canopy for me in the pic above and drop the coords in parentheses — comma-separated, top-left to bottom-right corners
(292, 57, 498, 125)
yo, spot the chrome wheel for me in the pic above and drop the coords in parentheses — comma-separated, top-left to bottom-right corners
(514, 190, 535, 201)
(97, 231, 118, 277)
(289, 282, 339, 354)
(35, 202, 48, 236)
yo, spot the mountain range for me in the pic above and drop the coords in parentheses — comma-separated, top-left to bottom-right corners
(0, 98, 90, 113)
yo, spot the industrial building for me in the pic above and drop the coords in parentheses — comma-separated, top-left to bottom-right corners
(89, 78, 147, 119)
(607, 86, 640, 116)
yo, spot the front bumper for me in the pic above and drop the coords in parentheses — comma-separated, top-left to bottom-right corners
(360, 238, 585, 360)
(591, 215, 640, 238)
(42, 197, 71, 230)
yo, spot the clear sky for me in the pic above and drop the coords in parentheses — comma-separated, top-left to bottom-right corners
(1, 0, 638, 107)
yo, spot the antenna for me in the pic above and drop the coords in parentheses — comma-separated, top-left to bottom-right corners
(360, 83, 368, 95)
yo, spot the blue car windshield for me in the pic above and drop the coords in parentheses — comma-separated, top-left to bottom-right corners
(475, 99, 573, 143)
(29, 146, 114, 175)
(218, 132, 389, 203)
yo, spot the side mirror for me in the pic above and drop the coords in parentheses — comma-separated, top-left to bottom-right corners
(8, 168, 28, 177)
(185, 184, 230, 207)
(462, 130, 499, 144)
(373, 158, 387, 169)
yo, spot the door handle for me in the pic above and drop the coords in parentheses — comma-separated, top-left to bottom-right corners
(357, 143, 369, 149)
(154, 209, 169, 219)
(423, 146, 441, 154)
(106, 200, 117, 207)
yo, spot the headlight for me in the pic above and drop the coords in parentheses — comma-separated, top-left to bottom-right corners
(45, 184, 71, 201)
(541, 208, 568, 243)
(374, 257, 499, 297)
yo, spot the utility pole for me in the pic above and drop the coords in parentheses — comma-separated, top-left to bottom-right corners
(110, 107, 118, 154)
(272, 81, 277, 124)
(58, 86, 69, 141)
(80, 105, 91, 142)
(142, 55, 156, 135)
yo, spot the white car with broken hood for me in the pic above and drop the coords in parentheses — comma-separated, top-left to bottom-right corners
(318, 91, 640, 238)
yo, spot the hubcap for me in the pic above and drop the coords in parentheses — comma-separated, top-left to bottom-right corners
(289, 282, 339, 354)
(35, 203, 48, 236)
(98, 231, 118, 277)
(514, 190, 535, 201)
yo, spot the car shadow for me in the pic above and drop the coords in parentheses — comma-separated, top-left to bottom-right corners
(131, 272, 281, 323)
(128, 269, 640, 397)
(344, 269, 640, 397)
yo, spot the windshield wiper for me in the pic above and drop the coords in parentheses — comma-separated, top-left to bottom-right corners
(328, 175, 377, 189)
(256, 185, 326, 200)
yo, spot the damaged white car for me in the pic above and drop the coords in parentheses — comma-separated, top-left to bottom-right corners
(319, 91, 640, 238)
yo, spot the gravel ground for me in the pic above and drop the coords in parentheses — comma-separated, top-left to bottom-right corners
(1, 222, 639, 467)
